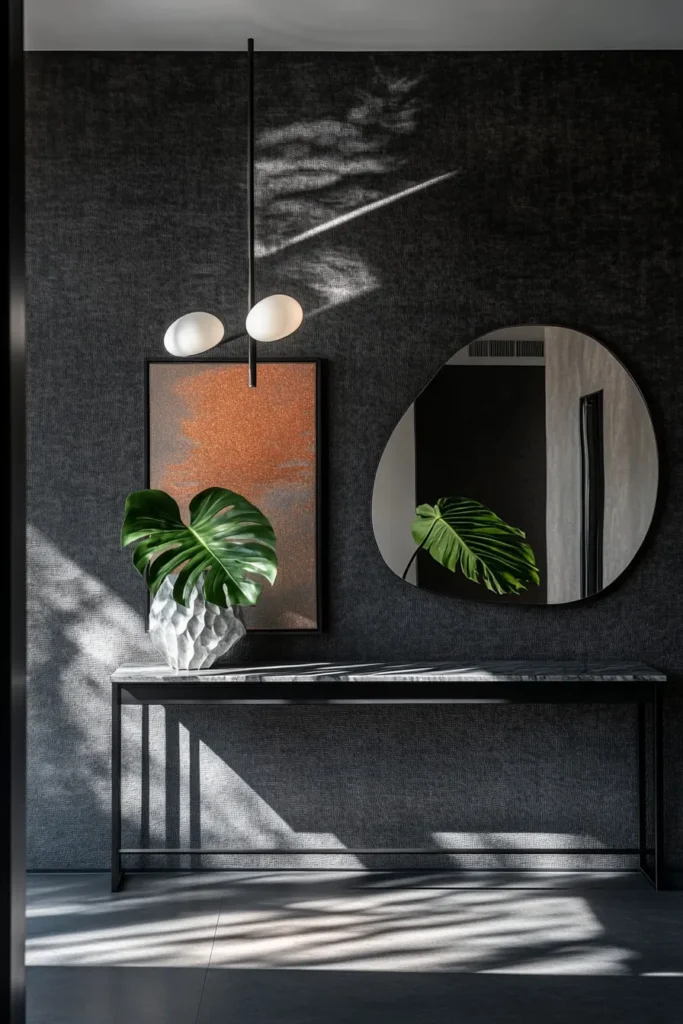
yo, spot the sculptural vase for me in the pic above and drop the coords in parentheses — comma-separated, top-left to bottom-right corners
(149, 576, 246, 671)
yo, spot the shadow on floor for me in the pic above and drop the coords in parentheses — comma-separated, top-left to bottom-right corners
(28, 967, 683, 1024)
(26, 872, 683, 1024)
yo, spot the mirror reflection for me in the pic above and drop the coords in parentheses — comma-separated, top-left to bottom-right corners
(373, 326, 658, 605)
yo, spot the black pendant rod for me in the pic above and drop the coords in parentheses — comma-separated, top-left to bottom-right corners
(247, 38, 257, 387)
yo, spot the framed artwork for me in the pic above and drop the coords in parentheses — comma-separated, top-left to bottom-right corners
(146, 359, 322, 632)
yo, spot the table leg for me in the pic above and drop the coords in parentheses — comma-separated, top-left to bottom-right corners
(637, 702, 647, 874)
(111, 681, 123, 892)
(654, 684, 664, 890)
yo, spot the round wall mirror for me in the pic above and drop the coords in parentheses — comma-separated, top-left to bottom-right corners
(372, 326, 658, 605)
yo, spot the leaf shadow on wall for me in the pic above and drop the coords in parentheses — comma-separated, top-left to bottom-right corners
(240, 60, 464, 337)
(156, 702, 641, 873)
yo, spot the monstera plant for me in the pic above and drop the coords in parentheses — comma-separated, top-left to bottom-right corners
(404, 497, 539, 596)
(122, 487, 277, 671)
(122, 486, 278, 607)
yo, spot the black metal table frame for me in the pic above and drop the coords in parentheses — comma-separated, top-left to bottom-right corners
(111, 678, 665, 892)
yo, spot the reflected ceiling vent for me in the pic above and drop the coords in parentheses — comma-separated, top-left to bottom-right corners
(469, 338, 545, 358)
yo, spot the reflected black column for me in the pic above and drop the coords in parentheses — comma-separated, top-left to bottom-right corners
(580, 390, 605, 598)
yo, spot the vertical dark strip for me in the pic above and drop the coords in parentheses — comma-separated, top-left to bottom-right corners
(140, 706, 150, 851)
(143, 359, 151, 628)
(111, 684, 122, 892)
(315, 360, 325, 631)
(164, 709, 180, 870)
(412, 398, 419, 587)
(247, 38, 257, 388)
(189, 731, 201, 870)
(4, 0, 26, 1019)
(580, 390, 605, 598)
(637, 702, 647, 872)
(654, 684, 664, 889)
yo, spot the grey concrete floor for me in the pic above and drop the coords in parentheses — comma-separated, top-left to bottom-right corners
(27, 871, 683, 1023)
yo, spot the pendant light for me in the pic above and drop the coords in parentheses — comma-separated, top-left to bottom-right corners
(163, 39, 303, 386)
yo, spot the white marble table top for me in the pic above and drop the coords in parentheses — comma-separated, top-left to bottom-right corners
(113, 661, 666, 683)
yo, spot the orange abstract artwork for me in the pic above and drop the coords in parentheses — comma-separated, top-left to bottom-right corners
(148, 361, 319, 630)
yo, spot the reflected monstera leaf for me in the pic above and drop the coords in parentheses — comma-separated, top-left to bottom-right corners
(121, 487, 277, 609)
(407, 497, 539, 596)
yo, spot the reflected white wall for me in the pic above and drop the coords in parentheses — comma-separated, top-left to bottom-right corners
(372, 405, 417, 584)
(544, 327, 658, 603)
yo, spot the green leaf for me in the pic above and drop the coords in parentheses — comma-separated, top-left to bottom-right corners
(410, 497, 540, 596)
(121, 486, 277, 609)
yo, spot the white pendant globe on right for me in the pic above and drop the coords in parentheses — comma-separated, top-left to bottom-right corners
(246, 294, 303, 343)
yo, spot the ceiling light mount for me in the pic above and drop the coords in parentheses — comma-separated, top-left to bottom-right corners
(163, 38, 303, 385)
(246, 36, 256, 386)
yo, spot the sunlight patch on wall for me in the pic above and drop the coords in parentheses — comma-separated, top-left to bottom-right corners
(430, 832, 618, 871)
(197, 739, 362, 869)
(256, 68, 424, 256)
(27, 526, 359, 867)
(28, 524, 150, 837)
(276, 244, 379, 317)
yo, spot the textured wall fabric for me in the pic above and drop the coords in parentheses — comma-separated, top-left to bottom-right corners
(25, 52, 683, 870)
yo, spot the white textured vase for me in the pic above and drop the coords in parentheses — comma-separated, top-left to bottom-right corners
(149, 576, 246, 671)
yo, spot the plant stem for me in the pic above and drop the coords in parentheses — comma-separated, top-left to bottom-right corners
(401, 524, 435, 581)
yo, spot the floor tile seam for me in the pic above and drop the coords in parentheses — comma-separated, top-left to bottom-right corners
(194, 892, 228, 1023)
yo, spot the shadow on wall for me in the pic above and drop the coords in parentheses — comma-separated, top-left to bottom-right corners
(254, 63, 457, 321)
(163, 701, 639, 873)
(28, 525, 150, 868)
(29, 525, 640, 873)
(256, 64, 424, 255)
(28, 523, 361, 869)
(27, 525, 298, 869)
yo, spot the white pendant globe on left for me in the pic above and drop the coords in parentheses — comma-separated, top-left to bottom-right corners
(164, 312, 225, 357)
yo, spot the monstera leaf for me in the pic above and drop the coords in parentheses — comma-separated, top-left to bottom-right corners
(121, 487, 277, 609)
(406, 497, 539, 595)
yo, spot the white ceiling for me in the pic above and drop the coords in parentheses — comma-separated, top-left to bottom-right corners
(25, 0, 683, 51)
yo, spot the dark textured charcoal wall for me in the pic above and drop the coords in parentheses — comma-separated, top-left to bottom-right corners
(26, 53, 683, 870)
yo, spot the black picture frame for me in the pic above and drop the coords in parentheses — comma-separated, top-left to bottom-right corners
(144, 357, 325, 634)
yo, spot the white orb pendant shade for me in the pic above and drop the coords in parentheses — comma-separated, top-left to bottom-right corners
(245, 294, 303, 343)
(164, 311, 225, 357)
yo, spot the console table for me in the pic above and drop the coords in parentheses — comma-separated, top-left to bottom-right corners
(111, 660, 667, 892)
